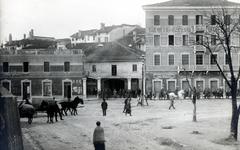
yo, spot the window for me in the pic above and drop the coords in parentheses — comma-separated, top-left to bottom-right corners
(154, 15, 160, 25)
(168, 54, 174, 65)
(23, 62, 29, 72)
(154, 54, 161, 66)
(211, 35, 217, 45)
(168, 15, 174, 25)
(43, 81, 52, 97)
(211, 15, 216, 25)
(196, 35, 203, 45)
(3, 62, 9, 72)
(112, 65, 117, 76)
(196, 54, 203, 65)
(210, 54, 217, 65)
(64, 62, 70, 72)
(196, 15, 203, 25)
(2, 81, 10, 91)
(182, 15, 188, 25)
(225, 54, 230, 65)
(182, 35, 188, 46)
(169, 35, 174, 45)
(98, 37, 101, 43)
(224, 15, 231, 25)
(154, 35, 160, 46)
(210, 80, 218, 91)
(168, 80, 176, 92)
(182, 54, 189, 65)
(105, 37, 108, 42)
(92, 65, 96, 72)
(132, 64, 137, 72)
(44, 62, 49, 72)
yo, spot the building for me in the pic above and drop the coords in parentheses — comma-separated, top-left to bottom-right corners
(70, 23, 140, 46)
(0, 48, 85, 101)
(4, 29, 56, 50)
(143, 0, 240, 96)
(84, 41, 145, 97)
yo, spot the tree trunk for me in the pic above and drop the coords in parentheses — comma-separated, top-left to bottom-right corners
(193, 103, 197, 122)
(230, 81, 239, 140)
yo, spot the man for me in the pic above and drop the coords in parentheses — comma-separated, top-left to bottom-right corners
(93, 121, 105, 150)
(168, 93, 176, 110)
(101, 99, 108, 116)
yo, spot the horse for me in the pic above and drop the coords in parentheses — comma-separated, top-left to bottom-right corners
(18, 101, 35, 124)
(39, 100, 63, 123)
(59, 96, 84, 116)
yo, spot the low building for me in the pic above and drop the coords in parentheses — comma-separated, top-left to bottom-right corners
(84, 41, 145, 97)
(70, 23, 140, 45)
(0, 48, 85, 101)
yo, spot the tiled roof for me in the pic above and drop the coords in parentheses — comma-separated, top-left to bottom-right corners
(143, 0, 240, 7)
(85, 42, 144, 63)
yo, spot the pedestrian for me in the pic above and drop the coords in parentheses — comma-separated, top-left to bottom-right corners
(101, 98, 108, 116)
(125, 98, 132, 116)
(168, 93, 176, 110)
(93, 121, 106, 150)
(123, 97, 128, 113)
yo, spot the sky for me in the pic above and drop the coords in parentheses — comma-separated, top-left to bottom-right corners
(0, 0, 239, 43)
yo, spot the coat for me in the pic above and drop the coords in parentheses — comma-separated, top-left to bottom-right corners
(101, 102, 108, 110)
(93, 126, 105, 144)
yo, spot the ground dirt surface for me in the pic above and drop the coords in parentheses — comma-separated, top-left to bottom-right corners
(21, 98, 240, 150)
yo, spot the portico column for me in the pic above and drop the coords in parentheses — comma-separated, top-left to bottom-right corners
(97, 78, 101, 98)
(127, 78, 131, 91)
(82, 78, 87, 99)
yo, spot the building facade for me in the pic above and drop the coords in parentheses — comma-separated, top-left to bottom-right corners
(70, 24, 139, 46)
(84, 42, 144, 97)
(143, 0, 240, 96)
(0, 49, 86, 101)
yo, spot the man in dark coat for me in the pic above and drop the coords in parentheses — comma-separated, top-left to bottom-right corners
(93, 121, 105, 150)
(101, 99, 108, 116)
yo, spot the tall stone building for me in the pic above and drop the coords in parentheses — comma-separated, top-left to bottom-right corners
(143, 0, 240, 96)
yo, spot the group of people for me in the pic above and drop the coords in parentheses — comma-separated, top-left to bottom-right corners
(94, 87, 199, 150)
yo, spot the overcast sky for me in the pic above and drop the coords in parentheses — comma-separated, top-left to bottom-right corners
(0, 0, 239, 43)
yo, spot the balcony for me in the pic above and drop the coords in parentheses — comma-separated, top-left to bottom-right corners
(194, 25, 206, 32)
(194, 45, 206, 53)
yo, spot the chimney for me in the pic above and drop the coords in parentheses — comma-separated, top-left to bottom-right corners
(100, 23, 105, 29)
(9, 34, 12, 43)
(78, 30, 81, 37)
(23, 34, 26, 39)
(29, 29, 34, 38)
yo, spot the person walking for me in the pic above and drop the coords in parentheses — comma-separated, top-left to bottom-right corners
(93, 121, 106, 150)
(101, 98, 108, 116)
(123, 98, 128, 113)
(125, 98, 132, 116)
(168, 93, 176, 110)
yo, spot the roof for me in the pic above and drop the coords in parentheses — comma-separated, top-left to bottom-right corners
(30, 36, 55, 41)
(85, 42, 144, 63)
(143, 0, 240, 8)
(70, 29, 97, 38)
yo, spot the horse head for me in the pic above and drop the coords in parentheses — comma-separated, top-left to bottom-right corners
(40, 100, 48, 110)
(74, 97, 84, 105)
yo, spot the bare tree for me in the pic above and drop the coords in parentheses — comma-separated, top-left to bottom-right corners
(183, 69, 197, 122)
(196, 5, 240, 140)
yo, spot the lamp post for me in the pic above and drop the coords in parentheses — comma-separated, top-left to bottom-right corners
(140, 54, 145, 106)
